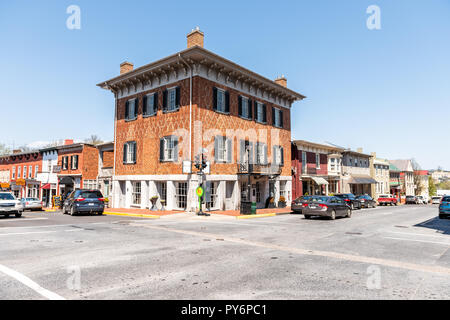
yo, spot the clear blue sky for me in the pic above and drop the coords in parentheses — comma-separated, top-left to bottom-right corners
(1, 0, 449, 169)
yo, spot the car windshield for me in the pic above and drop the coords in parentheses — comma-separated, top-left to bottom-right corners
(309, 196, 329, 203)
(379, 195, 389, 198)
(406, 196, 414, 199)
(442, 197, 450, 202)
(0, 193, 15, 200)
(78, 190, 103, 198)
(26, 198, 39, 201)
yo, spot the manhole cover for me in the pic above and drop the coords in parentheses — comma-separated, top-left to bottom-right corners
(395, 225, 408, 228)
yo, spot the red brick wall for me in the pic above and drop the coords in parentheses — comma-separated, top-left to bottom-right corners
(102, 150, 114, 168)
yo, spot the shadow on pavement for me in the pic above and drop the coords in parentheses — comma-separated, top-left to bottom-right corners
(414, 216, 450, 235)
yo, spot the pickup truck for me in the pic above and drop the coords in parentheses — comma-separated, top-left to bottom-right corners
(377, 194, 398, 206)
(0, 192, 24, 218)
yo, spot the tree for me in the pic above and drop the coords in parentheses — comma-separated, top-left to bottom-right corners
(437, 181, 450, 190)
(84, 135, 103, 145)
(429, 176, 437, 197)
(0, 143, 10, 155)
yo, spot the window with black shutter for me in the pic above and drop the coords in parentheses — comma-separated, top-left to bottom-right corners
(160, 136, 178, 162)
(143, 93, 158, 117)
(123, 142, 136, 164)
(163, 87, 180, 113)
(213, 87, 229, 114)
(125, 99, 137, 121)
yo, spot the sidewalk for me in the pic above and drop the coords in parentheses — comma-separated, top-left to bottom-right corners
(104, 208, 181, 219)
(210, 207, 292, 219)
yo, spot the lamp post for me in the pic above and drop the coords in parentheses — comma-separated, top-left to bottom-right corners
(195, 150, 210, 216)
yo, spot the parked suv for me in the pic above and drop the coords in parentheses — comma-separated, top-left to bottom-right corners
(63, 189, 105, 216)
(406, 195, 418, 204)
(432, 196, 442, 204)
(0, 192, 23, 218)
(334, 193, 361, 210)
(439, 196, 450, 219)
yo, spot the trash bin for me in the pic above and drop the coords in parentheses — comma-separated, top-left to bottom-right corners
(251, 202, 257, 214)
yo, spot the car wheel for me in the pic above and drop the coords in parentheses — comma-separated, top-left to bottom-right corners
(350, 203, 354, 210)
(330, 210, 336, 220)
(304, 215, 311, 219)
(5, 214, 10, 218)
(97, 211, 103, 215)
(439, 214, 445, 219)
(346, 209, 352, 218)
(70, 207, 76, 216)
(15, 212, 22, 218)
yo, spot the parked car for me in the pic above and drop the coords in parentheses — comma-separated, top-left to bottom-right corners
(416, 195, 427, 204)
(62, 189, 105, 216)
(302, 196, 352, 220)
(291, 195, 312, 214)
(356, 195, 377, 208)
(439, 196, 450, 219)
(405, 195, 418, 204)
(20, 198, 43, 211)
(334, 193, 361, 210)
(377, 194, 398, 206)
(432, 196, 443, 204)
(0, 192, 23, 218)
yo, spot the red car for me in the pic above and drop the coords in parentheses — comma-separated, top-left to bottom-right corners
(378, 194, 398, 206)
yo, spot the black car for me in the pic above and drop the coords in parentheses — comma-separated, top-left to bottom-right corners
(356, 195, 377, 208)
(291, 195, 313, 213)
(334, 193, 361, 210)
(63, 189, 105, 216)
(302, 196, 352, 220)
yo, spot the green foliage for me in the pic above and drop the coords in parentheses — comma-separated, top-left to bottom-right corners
(437, 180, 450, 190)
(428, 176, 437, 196)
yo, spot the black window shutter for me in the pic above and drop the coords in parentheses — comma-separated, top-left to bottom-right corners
(163, 90, 168, 112)
(238, 96, 242, 117)
(248, 100, 253, 119)
(227, 138, 232, 163)
(123, 143, 128, 164)
(281, 147, 284, 166)
(159, 139, 164, 161)
(279, 109, 284, 128)
(176, 87, 180, 109)
(143, 95, 147, 115)
(75, 155, 79, 169)
(173, 137, 179, 162)
(225, 91, 230, 113)
(125, 101, 129, 119)
(153, 92, 158, 114)
(254, 102, 258, 121)
(263, 104, 267, 123)
(134, 98, 139, 118)
(212, 87, 217, 110)
(132, 142, 137, 164)
(272, 107, 276, 125)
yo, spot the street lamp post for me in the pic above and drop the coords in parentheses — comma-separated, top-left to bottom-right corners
(195, 151, 210, 216)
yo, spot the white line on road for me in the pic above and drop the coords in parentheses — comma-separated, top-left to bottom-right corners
(0, 264, 65, 300)
(383, 236, 450, 246)
(386, 231, 449, 239)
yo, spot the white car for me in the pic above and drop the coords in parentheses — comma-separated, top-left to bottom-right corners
(0, 192, 23, 218)
(432, 196, 442, 204)
(416, 196, 427, 204)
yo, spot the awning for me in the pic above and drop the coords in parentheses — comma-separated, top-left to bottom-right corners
(41, 183, 51, 190)
(311, 177, 329, 185)
(348, 175, 378, 185)
(59, 176, 74, 185)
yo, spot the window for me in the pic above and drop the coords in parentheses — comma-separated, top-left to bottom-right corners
(23, 166, 27, 179)
(71, 155, 79, 170)
(163, 87, 180, 112)
(143, 93, 158, 116)
(175, 182, 188, 209)
(123, 142, 137, 164)
(28, 165, 32, 178)
(158, 182, 167, 203)
(125, 98, 138, 121)
(272, 107, 283, 128)
(256, 143, 267, 165)
(160, 136, 178, 162)
(348, 157, 352, 166)
(132, 181, 141, 206)
(256, 182, 261, 203)
(330, 158, 336, 171)
(213, 88, 229, 113)
(215, 136, 231, 163)
(83, 180, 98, 190)
(255, 102, 266, 123)
(316, 153, 320, 169)
(35, 165, 39, 178)
(17, 166, 21, 179)
(302, 151, 306, 173)
(238, 96, 251, 119)
(273, 145, 284, 166)
(12, 167, 15, 179)
(205, 181, 218, 210)
(62, 156, 69, 170)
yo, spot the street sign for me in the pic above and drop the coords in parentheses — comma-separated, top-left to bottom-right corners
(182, 160, 192, 174)
(196, 186, 204, 197)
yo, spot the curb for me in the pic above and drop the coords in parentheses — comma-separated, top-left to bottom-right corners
(236, 211, 292, 219)
(103, 211, 160, 219)
(44, 209, 58, 212)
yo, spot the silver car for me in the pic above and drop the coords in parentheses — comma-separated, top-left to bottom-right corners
(20, 198, 43, 211)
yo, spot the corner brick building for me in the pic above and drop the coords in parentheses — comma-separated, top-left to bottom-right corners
(98, 29, 305, 211)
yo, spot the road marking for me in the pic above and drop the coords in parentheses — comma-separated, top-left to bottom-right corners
(0, 218, 48, 222)
(383, 237, 450, 246)
(0, 229, 83, 236)
(386, 231, 450, 239)
(133, 223, 450, 276)
(0, 264, 65, 300)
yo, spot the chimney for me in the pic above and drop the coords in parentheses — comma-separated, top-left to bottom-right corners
(357, 148, 363, 153)
(64, 139, 74, 146)
(120, 61, 134, 75)
(275, 75, 287, 88)
(187, 27, 204, 48)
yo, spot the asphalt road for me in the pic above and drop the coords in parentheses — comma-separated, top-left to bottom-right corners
(0, 204, 449, 300)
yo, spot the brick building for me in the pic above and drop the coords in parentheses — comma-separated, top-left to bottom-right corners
(341, 149, 377, 196)
(56, 141, 99, 198)
(98, 29, 305, 211)
(96, 142, 114, 203)
(291, 140, 344, 198)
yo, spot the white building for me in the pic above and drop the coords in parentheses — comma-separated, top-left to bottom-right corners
(36, 147, 59, 207)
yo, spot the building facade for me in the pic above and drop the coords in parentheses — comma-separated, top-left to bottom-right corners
(97, 142, 114, 205)
(372, 156, 390, 200)
(291, 140, 344, 198)
(98, 29, 305, 211)
(414, 170, 430, 199)
(36, 146, 59, 206)
(389, 160, 415, 197)
(341, 149, 377, 196)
